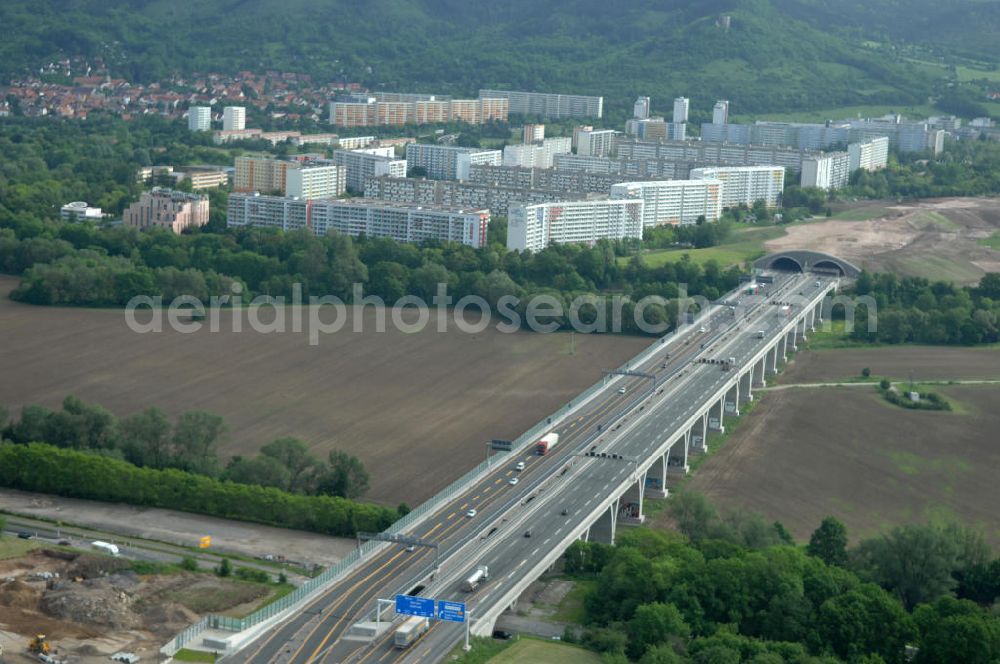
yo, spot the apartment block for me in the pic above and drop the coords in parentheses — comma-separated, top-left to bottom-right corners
(576, 129, 619, 157)
(332, 148, 407, 192)
(405, 143, 502, 181)
(124, 187, 209, 234)
(507, 199, 644, 252)
(328, 96, 508, 127)
(363, 175, 591, 217)
(712, 100, 730, 126)
(523, 124, 545, 143)
(634, 96, 651, 120)
(183, 168, 230, 190)
(616, 138, 827, 171)
(848, 136, 889, 172)
(479, 89, 603, 119)
(236, 155, 345, 198)
(801, 152, 851, 190)
(689, 166, 785, 208)
(502, 137, 571, 169)
(337, 135, 378, 150)
(286, 164, 346, 199)
(610, 180, 722, 227)
(188, 106, 211, 132)
(223, 106, 246, 131)
(672, 97, 689, 125)
(467, 164, 637, 194)
(227, 194, 490, 247)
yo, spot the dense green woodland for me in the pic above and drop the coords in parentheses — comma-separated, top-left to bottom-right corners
(561, 494, 1000, 663)
(847, 272, 1000, 345)
(0, 0, 973, 119)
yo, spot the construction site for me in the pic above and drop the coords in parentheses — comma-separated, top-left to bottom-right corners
(0, 542, 274, 664)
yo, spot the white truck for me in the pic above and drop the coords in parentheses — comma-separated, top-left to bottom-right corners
(463, 564, 489, 592)
(394, 616, 429, 648)
(535, 432, 559, 456)
(91, 541, 120, 557)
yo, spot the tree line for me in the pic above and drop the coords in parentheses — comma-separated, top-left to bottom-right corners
(0, 396, 371, 500)
(562, 491, 1000, 663)
(0, 441, 395, 538)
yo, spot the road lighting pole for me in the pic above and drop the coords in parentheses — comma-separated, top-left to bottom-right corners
(463, 609, 473, 651)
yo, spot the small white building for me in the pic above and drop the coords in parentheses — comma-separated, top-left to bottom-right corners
(60, 201, 103, 222)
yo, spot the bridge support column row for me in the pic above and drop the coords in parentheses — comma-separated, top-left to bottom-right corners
(688, 412, 708, 454)
(646, 454, 667, 499)
(709, 397, 725, 434)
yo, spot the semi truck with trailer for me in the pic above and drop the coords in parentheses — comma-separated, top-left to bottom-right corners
(535, 432, 560, 456)
(463, 564, 489, 592)
(394, 616, 429, 648)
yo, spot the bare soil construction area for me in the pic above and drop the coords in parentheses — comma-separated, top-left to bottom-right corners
(766, 198, 1000, 284)
(0, 277, 648, 505)
(675, 347, 1000, 547)
(0, 543, 275, 664)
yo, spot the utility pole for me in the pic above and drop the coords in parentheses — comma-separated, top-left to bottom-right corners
(463, 609, 473, 651)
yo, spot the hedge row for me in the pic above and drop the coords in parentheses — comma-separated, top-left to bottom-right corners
(0, 442, 396, 537)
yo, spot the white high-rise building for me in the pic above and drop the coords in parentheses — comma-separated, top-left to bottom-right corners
(801, 152, 851, 190)
(188, 106, 211, 132)
(332, 148, 407, 192)
(672, 97, 689, 125)
(503, 137, 571, 169)
(690, 166, 785, 208)
(523, 124, 545, 143)
(285, 164, 346, 199)
(507, 199, 645, 252)
(848, 136, 889, 172)
(610, 180, 723, 227)
(633, 96, 651, 120)
(576, 129, 619, 157)
(405, 143, 502, 180)
(712, 100, 730, 125)
(223, 106, 246, 131)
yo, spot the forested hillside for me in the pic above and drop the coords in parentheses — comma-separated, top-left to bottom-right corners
(1, 0, 942, 117)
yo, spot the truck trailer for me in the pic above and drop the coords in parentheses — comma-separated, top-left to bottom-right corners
(91, 541, 120, 557)
(394, 616, 429, 648)
(535, 432, 560, 456)
(463, 564, 489, 592)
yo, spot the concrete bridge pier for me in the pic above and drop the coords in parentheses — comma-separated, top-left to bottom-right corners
(666, 433, 689, 478)
(767, 344, 779, 375)
(645, 453, 667, 498)
(689, 412, 708, 454)
(619, 470, 646, 524)
(725, 382, 740, 417)
(779, 334, 789, 362)
(708, 397, 725, 434)
(587, 498, 619, 545)
(738, 366, 754, 404)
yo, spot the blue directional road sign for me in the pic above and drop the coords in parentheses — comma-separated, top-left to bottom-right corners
(395, 594, 435, 619)
(437, 600, 466, 623)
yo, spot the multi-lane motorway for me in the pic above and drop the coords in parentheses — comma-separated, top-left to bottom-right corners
(233, 272, 828, 664)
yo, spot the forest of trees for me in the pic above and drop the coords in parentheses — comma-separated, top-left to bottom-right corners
(845, 271, 1000, 345)
(562, 492, 1000, 663)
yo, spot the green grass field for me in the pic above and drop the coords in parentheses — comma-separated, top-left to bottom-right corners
(0, 533, 39, 560)
(485, 638, 603, 664)
(829, 205, 893, 221)
(622, 225, 787, 269)
(893, 254, 984, 284)
(173, 650, 217, 663)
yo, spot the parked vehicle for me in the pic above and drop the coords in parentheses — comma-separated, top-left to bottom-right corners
(394, 616, 429, 648)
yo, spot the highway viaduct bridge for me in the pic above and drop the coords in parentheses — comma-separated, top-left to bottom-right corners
(168, 256, 848, 663)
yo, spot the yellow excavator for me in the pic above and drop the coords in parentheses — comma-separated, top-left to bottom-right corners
(28, 634, 50, 655)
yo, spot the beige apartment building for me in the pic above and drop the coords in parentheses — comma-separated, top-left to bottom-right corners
(123, 188, 209, 234)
